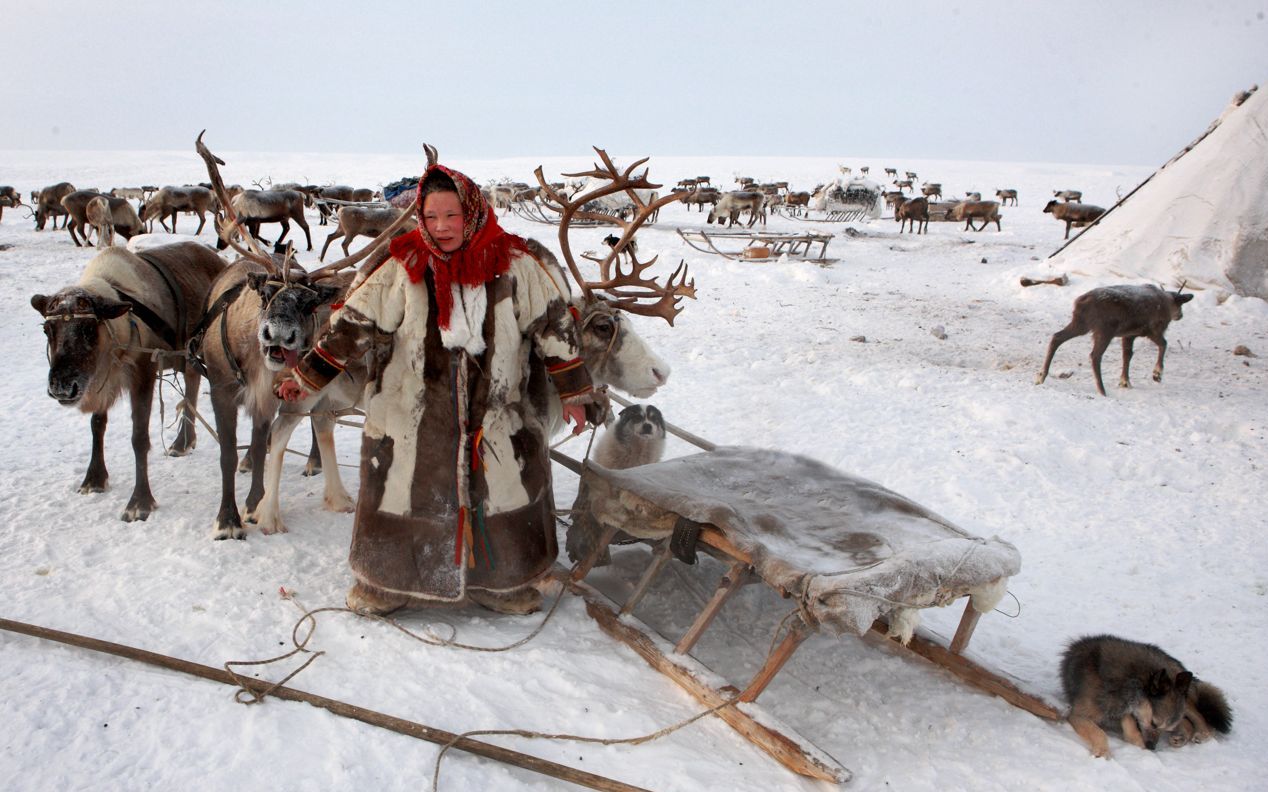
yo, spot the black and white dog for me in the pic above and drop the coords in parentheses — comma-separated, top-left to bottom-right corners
(593, 404, 666, 469)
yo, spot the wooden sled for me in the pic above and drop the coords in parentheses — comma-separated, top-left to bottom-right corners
(676, 228, 836, 264)
(771, 204, 871, 223)
(509, 197, 654, 227)
(554, 436, 1060, 786)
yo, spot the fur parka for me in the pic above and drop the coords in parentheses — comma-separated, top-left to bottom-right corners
(294, 240, 593, 601)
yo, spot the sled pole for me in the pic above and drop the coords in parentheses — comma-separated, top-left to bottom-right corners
(0, 617, 649, 792)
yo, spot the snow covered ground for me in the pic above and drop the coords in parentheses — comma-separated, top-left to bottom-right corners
(1, 149, 1265, 792)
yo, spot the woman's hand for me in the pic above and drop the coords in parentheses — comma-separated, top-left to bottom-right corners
(563, 402, 589, 435)
(274, 374, 311, 403)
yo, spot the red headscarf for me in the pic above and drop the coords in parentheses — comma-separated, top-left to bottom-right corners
(389, 164, 528, 329)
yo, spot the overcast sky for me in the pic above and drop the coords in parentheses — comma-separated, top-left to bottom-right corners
(3, 1, 1265, 166)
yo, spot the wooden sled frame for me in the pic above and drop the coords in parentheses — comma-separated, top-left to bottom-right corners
(553, 438, 1060, 785)
(771, 204, 871, 224)
(676, 228, 836, 264)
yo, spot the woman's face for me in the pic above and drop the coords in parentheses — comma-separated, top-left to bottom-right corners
(423, 191, 465, 253)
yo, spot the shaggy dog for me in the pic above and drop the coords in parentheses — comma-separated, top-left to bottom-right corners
(592, 404, 666, 470)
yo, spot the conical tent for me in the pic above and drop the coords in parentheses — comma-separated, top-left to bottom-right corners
(1050, 85, 1268, 299)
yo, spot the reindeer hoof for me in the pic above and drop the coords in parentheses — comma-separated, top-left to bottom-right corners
(302, 461, 323, 477)
(1034, 373, 1046, 385)
(212, 521, 246, 540)
(257, 518, 288, 535)
(1153, 372, 1163, 383)
(78, 481, 108, 494)
(1169, 731, 1190, 749)
(121, 496, 156, 522)
(324, 493, 355, 513)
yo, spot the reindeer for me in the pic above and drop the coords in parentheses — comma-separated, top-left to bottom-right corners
(708, 191, 766, 227)
(85, 196, 115, 249)
(0, 185, 19, 220)
(1054, 189, 1083, 202)
(34, 182, 75, 230)
(1036, 284, 1194, 396)
(140, 186, 214, 235)
(63, 191, 145, 246)
(920, 182, 943, 200)
(905, 171, 918, 181)
(30, 242, 225, 521)
(947, 200, 1002, 232)
(1043, 200, 1105, 239)
(222, 189, 313, 251)
(894, 179, 914, 193)
(189, 134, 400, 537)
(680, 186, 720, 212)
(995, 188, 1018, 206)
(884, 168, 898, 179)
(109, 187, 147, 208)
(893, 195, 929, 234)
(783, 190, 811, 216)
(313, 185, 376, 225)
(320, 204, 418, 260)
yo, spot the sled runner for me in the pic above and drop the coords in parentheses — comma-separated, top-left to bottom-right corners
(676, 228, 836, 263)
(556, 441, 1059, 784)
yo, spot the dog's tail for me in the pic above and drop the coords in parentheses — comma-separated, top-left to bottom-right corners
(1192, 680, 1234, 734)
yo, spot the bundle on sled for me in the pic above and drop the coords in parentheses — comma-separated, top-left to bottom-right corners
(561, 445, 1052, 784)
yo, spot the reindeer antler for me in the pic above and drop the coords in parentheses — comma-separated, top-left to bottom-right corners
(534, 147, 695, 325)
(195, 130, 277, 274)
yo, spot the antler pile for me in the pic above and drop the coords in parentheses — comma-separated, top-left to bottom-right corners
(194, 131, 418, 280)
(534, 147, 695, 325)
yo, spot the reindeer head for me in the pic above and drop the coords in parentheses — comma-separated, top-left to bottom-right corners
(245, 272, 341, 372)
(533, 148, 695, 396)
(1169, 282, 1195, 320)
(31, 288, 130, 406)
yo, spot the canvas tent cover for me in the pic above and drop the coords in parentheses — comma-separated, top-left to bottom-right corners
(1051, 85, 1268, 299)
(573, 446, 1020, 637)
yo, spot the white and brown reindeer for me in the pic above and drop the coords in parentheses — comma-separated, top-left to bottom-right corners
(30, 242, 226, 521)
(708, 191, 766, 227)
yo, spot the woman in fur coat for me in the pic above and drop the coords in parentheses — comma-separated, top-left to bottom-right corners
(278, 162, 607, 615)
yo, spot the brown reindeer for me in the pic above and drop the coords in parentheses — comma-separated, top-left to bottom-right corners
(140, 186, 214, 235)
(30, 243, 226, 520)
(222, 189, 313, 251)
(893, 195, 929, 234)
(947, 200, 1002, 232)
(320, 204, 418, 261)
(313, 184, 375, 225)
(34, 182, 75, 230)
(1043, 200, 1106, 239)
(680, 186, 720, 212)
(995, 188, 1018, 206)
(1036, 284, 1194, 396)
(0, 185, 19, 220)
(64, 191, 145, 246)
